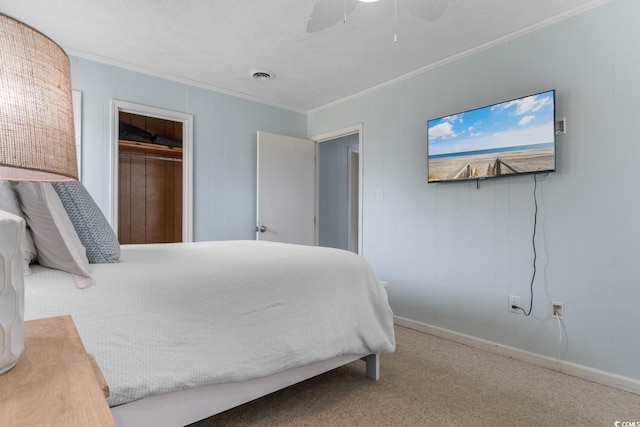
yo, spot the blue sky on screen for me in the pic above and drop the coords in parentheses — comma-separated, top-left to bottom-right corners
(428, 91, 555, 156)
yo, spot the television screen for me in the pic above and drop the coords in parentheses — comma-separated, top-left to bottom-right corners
(427, 90, 556, 183)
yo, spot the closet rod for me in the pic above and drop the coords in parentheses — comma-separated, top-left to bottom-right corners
(119, 152, 182, 163)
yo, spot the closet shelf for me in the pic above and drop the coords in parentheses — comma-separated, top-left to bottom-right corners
(119, 140, 182, 159)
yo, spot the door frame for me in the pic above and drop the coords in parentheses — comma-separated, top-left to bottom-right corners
(110, 100, 194, 242)
(311, 124, 363, 254)
(347, 148, 359, 253)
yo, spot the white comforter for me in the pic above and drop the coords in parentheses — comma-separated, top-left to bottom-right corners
(24, 240, 395, 406)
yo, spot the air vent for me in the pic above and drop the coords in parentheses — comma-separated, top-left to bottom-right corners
(250, 69, 275, 81)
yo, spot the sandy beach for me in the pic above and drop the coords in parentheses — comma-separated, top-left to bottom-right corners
(428, 148, 554, 182)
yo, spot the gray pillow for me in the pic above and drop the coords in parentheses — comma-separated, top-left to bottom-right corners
(52, 182, 120, 264)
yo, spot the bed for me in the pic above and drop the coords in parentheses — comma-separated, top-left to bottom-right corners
(23, 239, 396, 426)
(4, 180, 395, 426)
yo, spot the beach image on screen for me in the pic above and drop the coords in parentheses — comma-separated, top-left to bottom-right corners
(427, 91, 555, 182)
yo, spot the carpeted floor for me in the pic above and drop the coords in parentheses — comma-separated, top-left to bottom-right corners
(191, 325, 640, 426)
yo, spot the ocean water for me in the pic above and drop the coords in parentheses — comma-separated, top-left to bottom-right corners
(429, 142, 554, 160)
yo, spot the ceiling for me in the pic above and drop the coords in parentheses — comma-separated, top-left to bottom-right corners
(1, 0, 607, 112)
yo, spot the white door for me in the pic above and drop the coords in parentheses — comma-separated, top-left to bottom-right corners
(256, 132, 315, 245)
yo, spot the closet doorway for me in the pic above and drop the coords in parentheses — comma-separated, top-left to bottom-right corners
(110, 101, 193, 244)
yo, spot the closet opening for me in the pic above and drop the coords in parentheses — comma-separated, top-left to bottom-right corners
(118, 112, 183, 244)
(110, 100, 194, 244)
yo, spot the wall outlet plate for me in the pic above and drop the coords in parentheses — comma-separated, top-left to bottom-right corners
(509, 295, 521, 313)
(555, 118, 566, 135)
(552, 302, 564, 319)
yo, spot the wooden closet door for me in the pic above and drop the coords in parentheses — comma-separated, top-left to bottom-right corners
(144, 157, 182, 243)
(118, 153, 182, 244)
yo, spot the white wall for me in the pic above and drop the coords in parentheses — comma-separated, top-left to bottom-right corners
(70, 57, 307, 241)
(309, 0, 640, 384)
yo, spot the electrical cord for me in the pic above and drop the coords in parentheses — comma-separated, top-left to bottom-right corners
(556, 314, 563, 372)
(511, 175, 538, 316)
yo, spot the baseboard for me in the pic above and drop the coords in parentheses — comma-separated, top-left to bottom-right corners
(394, 316, 640, 396)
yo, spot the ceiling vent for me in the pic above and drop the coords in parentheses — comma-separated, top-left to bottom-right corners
(250, 69, 275, 81)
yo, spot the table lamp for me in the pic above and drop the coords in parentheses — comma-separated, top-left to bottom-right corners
(0, 13, 78, 374)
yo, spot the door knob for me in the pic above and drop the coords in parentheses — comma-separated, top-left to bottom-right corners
(255, 225, 267, 233)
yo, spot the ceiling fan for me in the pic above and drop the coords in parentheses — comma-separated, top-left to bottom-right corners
(306, 0, 449, 34)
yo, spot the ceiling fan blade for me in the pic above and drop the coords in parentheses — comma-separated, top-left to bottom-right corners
(306, 0, 358, 33)
(405, 0, 449, 22)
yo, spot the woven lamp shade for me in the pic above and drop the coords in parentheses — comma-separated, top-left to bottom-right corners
(0, 13, 77, 182)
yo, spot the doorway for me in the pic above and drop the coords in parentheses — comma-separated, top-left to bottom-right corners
(110, 100, 194, 243)
(118, 112, 182, 244)
(313, 124, 363, 254)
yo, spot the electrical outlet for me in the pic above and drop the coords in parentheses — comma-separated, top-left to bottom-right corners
(555, 118, 567, 135)
(509, 295, 521, 313)
(552, 302, 564, 319)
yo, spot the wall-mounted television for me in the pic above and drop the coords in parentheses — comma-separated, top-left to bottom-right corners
(427, 90, 556, 183)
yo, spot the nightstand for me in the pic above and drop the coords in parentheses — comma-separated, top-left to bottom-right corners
(0, 315, 115, 426)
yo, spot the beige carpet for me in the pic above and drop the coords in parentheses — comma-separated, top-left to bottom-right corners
(191, 325, 640, 426)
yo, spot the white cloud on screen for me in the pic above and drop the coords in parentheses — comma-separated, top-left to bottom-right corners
(519, 115, 535, 126)
(492, 93, 552, 116)
(429, 121, 456, 139)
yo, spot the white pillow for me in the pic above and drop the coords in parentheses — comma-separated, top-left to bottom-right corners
(0, 180, 38, 274)
(14, 182, 92, 288)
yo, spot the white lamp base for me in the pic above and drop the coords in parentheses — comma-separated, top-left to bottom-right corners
(0, 209, 25, 375)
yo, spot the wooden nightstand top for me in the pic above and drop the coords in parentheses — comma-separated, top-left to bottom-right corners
(0, 315, 115, 426)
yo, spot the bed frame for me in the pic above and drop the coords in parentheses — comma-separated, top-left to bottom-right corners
(111, 353, 380, 427)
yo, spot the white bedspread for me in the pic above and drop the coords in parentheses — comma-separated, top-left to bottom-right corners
(24, 240, 395, 406)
